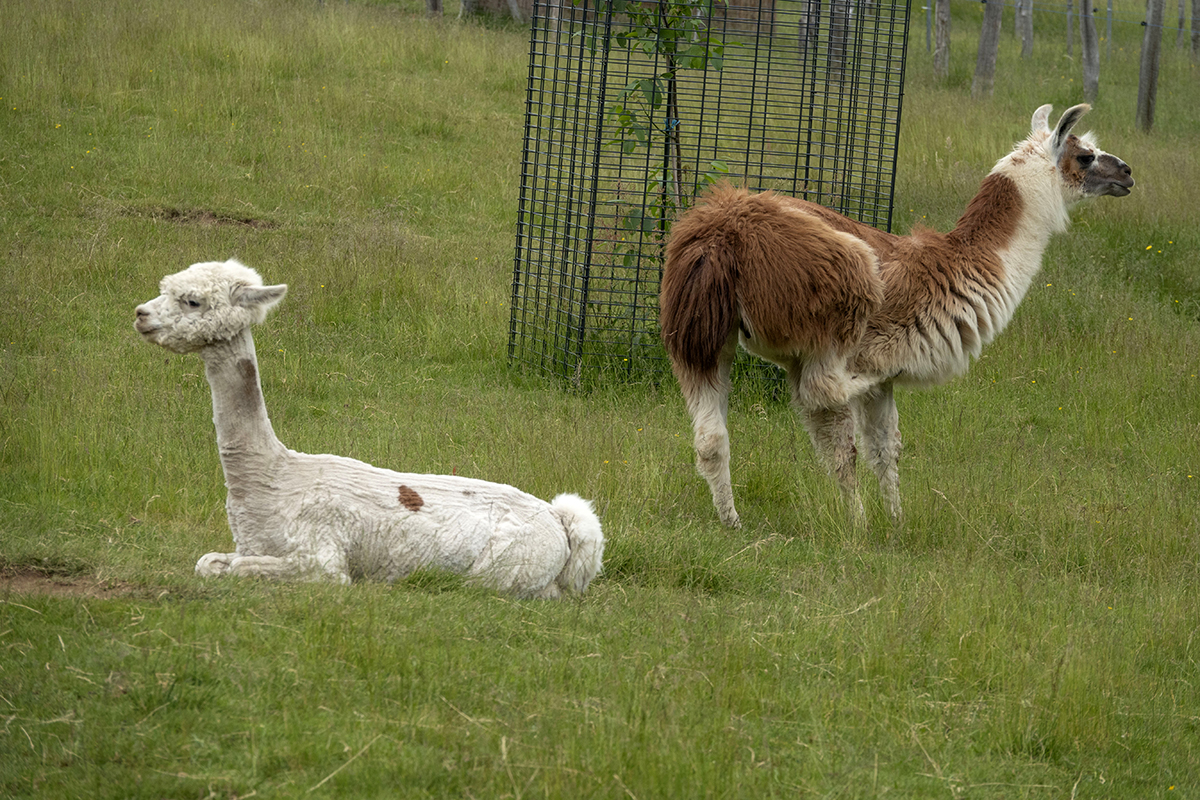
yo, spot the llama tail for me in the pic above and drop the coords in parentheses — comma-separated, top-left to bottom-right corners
(550, 493, 605, 594)
(659, 194, 741, 380)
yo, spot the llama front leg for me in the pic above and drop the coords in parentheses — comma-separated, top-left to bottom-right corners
(679, 335, 740, 527)
(800, 404, 864, 521)
(855, 381, 902, 521)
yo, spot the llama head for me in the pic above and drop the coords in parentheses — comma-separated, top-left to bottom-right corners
(135, 259, 288, 353)
(1031, 103, 1134, 201)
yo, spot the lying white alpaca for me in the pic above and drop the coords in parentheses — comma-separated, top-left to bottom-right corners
(660, 104, 1134, 527)
(135, 259, 604, 598)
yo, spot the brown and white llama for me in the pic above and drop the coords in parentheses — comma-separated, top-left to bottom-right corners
(659, 104, 1134, 527)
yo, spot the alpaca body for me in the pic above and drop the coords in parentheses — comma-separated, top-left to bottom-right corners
(659, 104, 1133, 527)
(136, 260, 603, 598)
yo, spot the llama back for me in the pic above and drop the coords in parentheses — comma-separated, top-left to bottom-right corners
(549, 493, 604, 594)
(661, 184, 883, 371)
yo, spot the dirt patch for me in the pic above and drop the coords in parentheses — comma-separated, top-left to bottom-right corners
(130, 205, 278, 229)
(0, 568, 137, 600)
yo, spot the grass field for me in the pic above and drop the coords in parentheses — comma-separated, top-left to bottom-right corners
(2, 0, 1198, 797)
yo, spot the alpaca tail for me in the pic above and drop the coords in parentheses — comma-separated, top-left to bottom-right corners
(550, 493, 605, 594)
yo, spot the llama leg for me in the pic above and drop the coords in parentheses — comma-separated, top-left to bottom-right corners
(855, 381, 903, 521)
(786, 356, 864, 520)
(679, 333, 740, 527)
(799, 404, 864, 520)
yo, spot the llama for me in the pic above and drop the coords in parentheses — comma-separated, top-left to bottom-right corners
(659, 104, 1133, 528)
(134, 259, 604, 598)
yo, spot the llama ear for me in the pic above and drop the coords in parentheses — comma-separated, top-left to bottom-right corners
(1052, 104, 1090, 154)
(1031, 104, 1053, 134)
(233, 283, 288, 311)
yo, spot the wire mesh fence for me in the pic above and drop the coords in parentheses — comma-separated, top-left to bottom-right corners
(509, 0, 912, 388)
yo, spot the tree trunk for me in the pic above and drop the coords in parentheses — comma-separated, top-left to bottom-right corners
(1137, 0, 1166, 131)
(1179, 0, 1187, 47)
(1107, 0, 1114, 59)
(925, 0, 932, 53)
(828, 0, 851, 82)
(1080, 0, 1099, 100)
(1018, 0, 1034, 58)
(426, 0, 443, 16)
(1066, 0, 1074, 56)
(1193, 0, 1200, 60)
(972, 0, 1004, 98)
(934, 0, 951, 79)
(798, 0, 820, 60)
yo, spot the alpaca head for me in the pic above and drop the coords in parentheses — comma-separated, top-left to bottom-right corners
(134, 259, 288, 354)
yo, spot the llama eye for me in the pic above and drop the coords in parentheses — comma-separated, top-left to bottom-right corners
(182, 298, 201, 309)
(1077, 153, 1095, 167)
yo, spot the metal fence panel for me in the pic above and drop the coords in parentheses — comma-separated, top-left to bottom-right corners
(510, 0, 911, 387)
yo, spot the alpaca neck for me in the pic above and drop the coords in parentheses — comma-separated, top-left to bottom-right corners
(199, 329, 286, 467)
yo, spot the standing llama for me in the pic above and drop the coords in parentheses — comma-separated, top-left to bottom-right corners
(660, 104, 1134, 527)
(134, 259, 604, 598)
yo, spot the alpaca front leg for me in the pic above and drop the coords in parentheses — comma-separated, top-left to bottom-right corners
(196, 551, 238, 577)
(855, 382, 903, 521)
(801, 404, 864, 521)
(195, 551, 294, 579)
(195, 552, 345, 582)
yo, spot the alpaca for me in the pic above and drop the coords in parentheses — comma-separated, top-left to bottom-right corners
(659, 104, 1134, 528)
(134, 259, 604, 598)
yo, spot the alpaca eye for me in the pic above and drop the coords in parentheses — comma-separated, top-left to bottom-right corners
(1078, 153, 1095, 167)
(182, 298, 201, 309)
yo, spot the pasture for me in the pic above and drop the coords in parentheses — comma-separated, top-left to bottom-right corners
(1, 0, 1198, 796)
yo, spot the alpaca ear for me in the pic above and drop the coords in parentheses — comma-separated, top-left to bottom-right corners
(1051, 104, 1090, 154)
(1031, 104, 1053, 134)
(234, 283, 288, 311)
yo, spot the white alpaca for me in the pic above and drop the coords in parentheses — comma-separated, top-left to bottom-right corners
(659, 104, 1134, 527)
(134, 259, 604, 598)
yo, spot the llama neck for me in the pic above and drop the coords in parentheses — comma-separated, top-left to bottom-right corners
(950, 170, 1067, 334)
(199, 329, 286, 465)
(985, 156, 1073, 305)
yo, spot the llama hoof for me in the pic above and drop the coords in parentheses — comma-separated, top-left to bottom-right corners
(195, 552, 233, 576)
(722, 513, 742, 529)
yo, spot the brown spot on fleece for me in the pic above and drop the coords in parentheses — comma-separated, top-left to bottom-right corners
(398, 485, 424, 512)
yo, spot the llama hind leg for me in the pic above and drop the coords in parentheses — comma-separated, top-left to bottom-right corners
(786, 356, 864, 520)
(800, 403, 864, 521)
(855, 381, 902, 521)
(679, 334, 740, 527)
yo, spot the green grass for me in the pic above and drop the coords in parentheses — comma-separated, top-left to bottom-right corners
(2, 0, 1198, 796)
